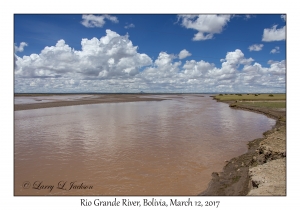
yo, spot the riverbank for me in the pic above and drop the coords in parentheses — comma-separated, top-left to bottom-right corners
(14, 94, 166, 111)
(200, 95, 286, 195)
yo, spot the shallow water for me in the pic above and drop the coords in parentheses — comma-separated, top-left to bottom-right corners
(14, 95, 97, 104)
(14, 95, 275, 195)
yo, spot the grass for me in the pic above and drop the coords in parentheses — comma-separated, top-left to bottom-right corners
(238, 102, 286, 108)
(214, 93, 286, 101)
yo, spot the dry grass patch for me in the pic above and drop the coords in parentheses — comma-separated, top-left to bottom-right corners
(214, 94, 286, 101)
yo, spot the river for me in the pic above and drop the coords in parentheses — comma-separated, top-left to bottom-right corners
(14, 94, 275, 195)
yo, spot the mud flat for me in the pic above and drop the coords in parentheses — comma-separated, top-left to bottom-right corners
(14, 94, 166, 111)
(200, 95, 286, 196)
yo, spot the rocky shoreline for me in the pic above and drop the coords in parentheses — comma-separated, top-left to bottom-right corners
(200, 99, 286, 196)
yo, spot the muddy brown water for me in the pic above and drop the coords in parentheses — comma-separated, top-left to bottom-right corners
(14, 95, 275, 195)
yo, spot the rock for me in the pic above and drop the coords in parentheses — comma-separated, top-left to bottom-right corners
(252, 156, 257, 161)
(248, 158, 286, 195)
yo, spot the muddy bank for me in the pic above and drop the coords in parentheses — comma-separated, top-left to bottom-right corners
(200, 99, 286, 196)
(14, 94, 166, 111)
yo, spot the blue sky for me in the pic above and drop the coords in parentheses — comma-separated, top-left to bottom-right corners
(14, 14, 286, 93)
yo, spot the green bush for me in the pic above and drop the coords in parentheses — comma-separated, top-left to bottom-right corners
(269, 94, 274, 97)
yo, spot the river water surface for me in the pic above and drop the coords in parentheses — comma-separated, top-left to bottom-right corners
(14, 95, 275, 195)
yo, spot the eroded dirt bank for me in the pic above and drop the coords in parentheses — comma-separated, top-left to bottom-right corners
(200, 99, 286, 196)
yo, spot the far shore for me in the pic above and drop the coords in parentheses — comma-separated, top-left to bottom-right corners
(14, 94, 168, 111)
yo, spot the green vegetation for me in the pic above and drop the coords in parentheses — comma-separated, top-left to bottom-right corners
(214, 93, 286, 101)
(238, 102, 286, 108)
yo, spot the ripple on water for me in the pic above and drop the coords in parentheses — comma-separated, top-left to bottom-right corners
(14, 95, 275, 195)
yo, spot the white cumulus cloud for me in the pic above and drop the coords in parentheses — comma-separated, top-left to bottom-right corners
(81, 15, 118, 28)
(281, 15, 286, 22)
(270, 46, 280, 54)
(248, 44, 264, 51)
(262, 25, 286, 42)
(124, 23, 135, 29)
(14, 42, 28, 52)
(177, 15, 231, 41)
(15, 30, 152, 80)
(14, 32, 285, 93)
(182, 60, 215, 78)
(178, 49, 192, 59)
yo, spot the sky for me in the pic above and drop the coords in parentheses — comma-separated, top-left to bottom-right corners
(14, 14, 286, 93)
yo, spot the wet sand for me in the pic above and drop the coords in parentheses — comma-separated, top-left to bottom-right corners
(14, 94, 166, 111)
